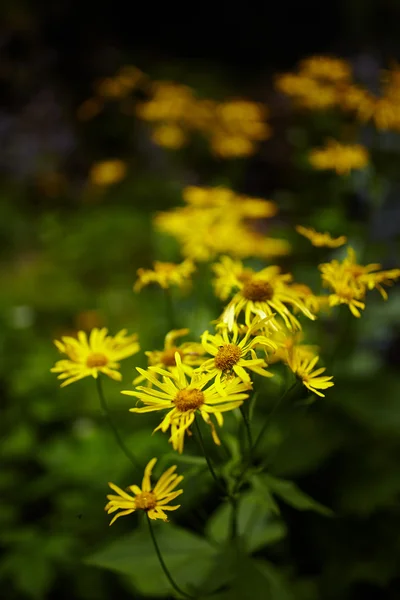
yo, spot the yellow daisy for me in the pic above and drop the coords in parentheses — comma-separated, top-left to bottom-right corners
(213, 257, 316, 330)
(133, 328, 205, 385)
(105, 458, 183, 524)
(296, 225, 347, 248)
(134, 259, 196, 292)
(51, 328, 139, 387)
(123, 353, 250, 453)
(200, 317, 277, 392)
(319, 247, 400, 315)
(286, 348, 334, 398)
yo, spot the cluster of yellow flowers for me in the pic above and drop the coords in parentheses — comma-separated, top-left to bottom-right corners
(154, 185, 290, 261)
(137, 81, 270, 156)
(276, 55, 400, 132)
(51, 174, 400, 525)
(78, 64, 270, 160)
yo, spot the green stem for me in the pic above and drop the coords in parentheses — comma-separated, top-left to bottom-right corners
(193, 418, 239, 545)
(193, 418, 226, 495)
(252, 382, 297, 454)
(146, 514, 195, 599)
(233, 382, 298, 495)
(96, 377, 140, 469)
(239, 404, 253, 459)
(229, 495, 239, 541)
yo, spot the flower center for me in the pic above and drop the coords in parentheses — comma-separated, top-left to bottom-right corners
(214, 344, 242, 371)
(161, 347, 183, 366)
(242, 279, 274, 301)
(174, 388, 204, 411)
(134, 491, 157, 511)
(86, 353, 108, 368)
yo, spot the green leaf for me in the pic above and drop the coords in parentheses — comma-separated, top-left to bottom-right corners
(260, 474, 333, 516)
(206, 491, 286, 552)
(211, 556, 293, 600)
(86, 522, 218, 597)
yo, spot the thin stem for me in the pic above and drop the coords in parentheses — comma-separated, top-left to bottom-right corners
(229, 495, 239, 541)
(193, 418, 226, 495)
(252, 382, 297, 454)
(239, 404, 253, 459)
(233, 382, 298, 495)
(96, 377, 140, 469)
(146, 514, 195, 599)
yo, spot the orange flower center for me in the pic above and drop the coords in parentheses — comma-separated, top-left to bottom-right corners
(134, 491, 157, 511)
(161, 347, 183, 366)
(86, 353, 108, 368)
(174, 388, 204, 411)
(242, 279, 274, 301)
(214, 344, 242, 371)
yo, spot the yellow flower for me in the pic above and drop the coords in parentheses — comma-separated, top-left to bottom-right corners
(289, 283, 322, 315)
(296, 225, 347, 248)
(89, 159, 127, 186)
(309, 140, 369, 175)
(208, 100, 271, 157)
(136, 81, 195, 122)
(212, 255, 254, 301)
(51, 328, 139, 387)
(213, 257, 316, 330)
(123, 353, 250, 453)
(275, 73, 338, 110)
(286, 348, 334, 398)
(151, 124, 187, 149)
(299, 56, 352, 82)
(105, 458, 183, 524)
(267, 329, 318, 365)
(210, 134, 256, 157)
(133, 329, 205, 385)
(154, 187, 286, 262)
(200, 317, 277, 392)
(320, 247, 400, 315)
(134, 259, 196, 292)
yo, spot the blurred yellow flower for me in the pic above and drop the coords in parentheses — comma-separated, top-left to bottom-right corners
(299, 56, 352, 82)
(105, 458, 183, 524)
(267, 329, 318, 365)
(210, 134, 255, 157)
(134, 259, 196, 292)
(296, 225, 347, 248)
(151, 124, 187, 148)
(89, 159, 127, 186)
(309, 140, 369, 175)
(123, 353, 250, 453)
(286, 348, 334, 398)
(133, 329, 205, 385)
(320, 248, 400, 315)
(155, 187, 287, 262)
(51, 328, 139, 387)
(275, 73, 338, 110)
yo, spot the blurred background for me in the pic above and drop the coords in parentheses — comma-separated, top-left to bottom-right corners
(1, 1, 400, 599)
